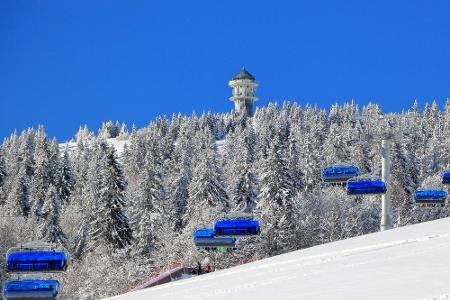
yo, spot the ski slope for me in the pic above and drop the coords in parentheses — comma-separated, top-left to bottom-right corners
(108, 217, 450, 300)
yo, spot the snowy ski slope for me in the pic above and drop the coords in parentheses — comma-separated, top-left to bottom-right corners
(108, 217, 450, 300)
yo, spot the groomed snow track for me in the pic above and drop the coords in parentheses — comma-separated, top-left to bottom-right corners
(108, 217, 450, 300)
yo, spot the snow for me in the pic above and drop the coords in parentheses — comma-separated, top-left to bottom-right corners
(59, 138, 128, 156)
(107, 217, 450, 300)
(106, 138, 128, 156)
(215, 139, 226, 153)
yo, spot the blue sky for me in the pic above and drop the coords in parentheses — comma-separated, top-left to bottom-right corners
(1, 1, 449, 141)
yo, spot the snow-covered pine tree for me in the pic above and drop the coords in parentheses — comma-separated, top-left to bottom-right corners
(6, 164, 29, 216)
(30, 127, 53, 218)
(38, 184, 66, 246)
(323, 123, 348, 165)
(0, 147, 7, 187)
(256, 133, 297, 256)
(166, 123, 193, 231)
(98, 120, 118, 139)
(57, 145, 75, 205)
(350, 141, 372, 175)
(228, 124, 257, 213)
(440, 99, 450, 168)
(18, 129, 36, 178)
(0, 147, 7, 204)
(286, 124, 305, 191)
(182, 128, 229, 229)
(72, 148, 100, 259)
(89, 142, 133, 250)
(133, 165, 163, 256)
(299, 131, 321, 191)
(117, 122, 129, 140)
(390, 140, 415, 226)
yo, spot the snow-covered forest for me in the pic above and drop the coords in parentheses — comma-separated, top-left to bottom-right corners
(1, 100, 449, 298)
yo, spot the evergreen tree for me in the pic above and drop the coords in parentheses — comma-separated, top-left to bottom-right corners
(257, 134, 297, 256)
(286, 124, 304, 191)
(134, 166, 163, 255)
(0, 147, 7, 187)
(166, 124, 193, 231)
(89, 142, 133, 250)
(228, 125, 257, 212)
(38, 184, 66, 245)
(57, 146, 75, 204)
(30, 127, 53, 218)
(183, 129, 229, 228)
(6, 165, 29, 216)
(0, 147, 7, 205)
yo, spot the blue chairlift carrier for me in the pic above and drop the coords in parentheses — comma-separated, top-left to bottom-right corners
(442, 172, 450, 185)
(415, 190, 447, 207)
(214, 219, 260, 236)
(3, 279, 60, 300)
(347, 180, 386, 195)
(322, 164, 359, 183)
(194, 229, 215, 239)
(6, 251, 68, 273)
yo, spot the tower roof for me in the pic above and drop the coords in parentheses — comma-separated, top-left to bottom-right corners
(232, 67, 255, 81)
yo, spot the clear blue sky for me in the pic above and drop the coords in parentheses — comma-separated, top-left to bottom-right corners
(1, 1, 449, 141)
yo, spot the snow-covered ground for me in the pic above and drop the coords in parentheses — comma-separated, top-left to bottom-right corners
(214, 138, 226, 154)
(59, 137, 128, 156)
(108, 217, 450, 300)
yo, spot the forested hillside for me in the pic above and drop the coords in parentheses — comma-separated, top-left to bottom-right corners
(1, 100, 449, 298)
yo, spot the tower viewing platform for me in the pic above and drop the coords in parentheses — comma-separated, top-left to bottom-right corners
(229, 68, 258, 117)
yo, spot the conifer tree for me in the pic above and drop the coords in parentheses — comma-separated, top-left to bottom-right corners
(134, 166, 163, 255)
(257, 133, 297, 256)
(183, 129, 229, 228)
(38, 184, 66, 245)
(0, 148, 7, 205)
(0, 147, 7, 187)
(228, 125, 257, 213)
(30, 127, 53, 218)
(57, 146, 75, 205)
(89, 142, 133, 250)
(166, 124, 193, 231)
(6, 165, 29, 216)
